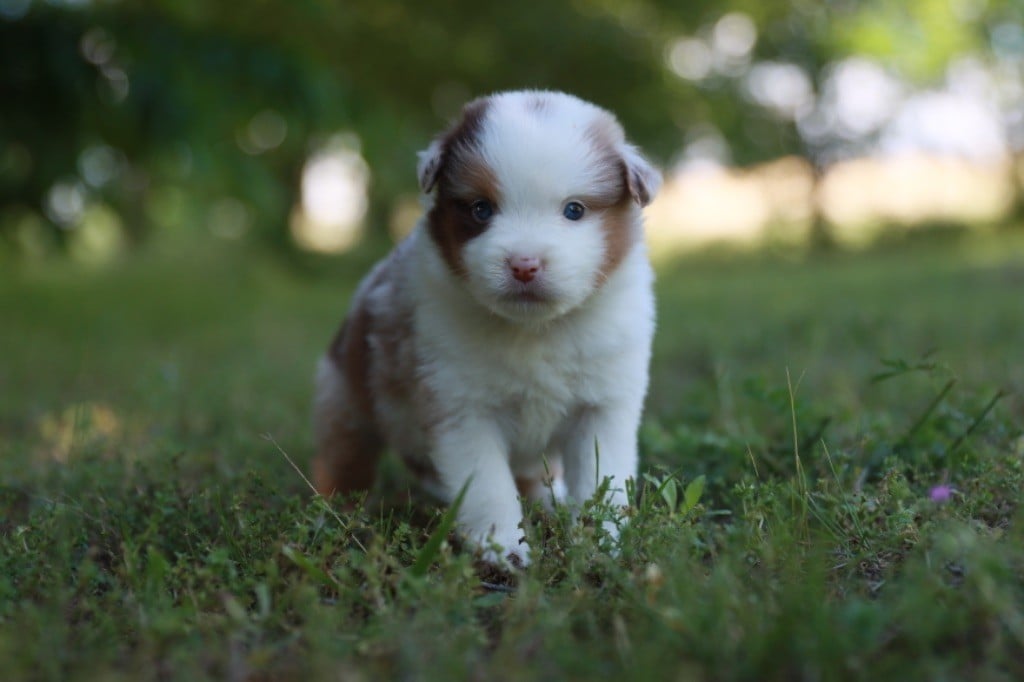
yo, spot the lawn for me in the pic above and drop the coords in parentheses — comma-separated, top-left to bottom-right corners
(1, 230, 1022, 680)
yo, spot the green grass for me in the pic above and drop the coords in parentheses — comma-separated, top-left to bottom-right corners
(1, 231, 1023, 681)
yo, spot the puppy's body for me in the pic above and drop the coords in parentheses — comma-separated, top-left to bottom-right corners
(313, 91, 659, 565)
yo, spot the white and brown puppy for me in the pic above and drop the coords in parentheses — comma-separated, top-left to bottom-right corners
(313, 90, 659, 566)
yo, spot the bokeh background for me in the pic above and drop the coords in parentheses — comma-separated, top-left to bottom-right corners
(3, 6, 1024, 677)
(2, 0, 1023, 263)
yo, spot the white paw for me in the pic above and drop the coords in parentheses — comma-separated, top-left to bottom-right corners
(600, 517, 621, 543)
(477, 530, 531, 568)
(539, 477, 568, 513)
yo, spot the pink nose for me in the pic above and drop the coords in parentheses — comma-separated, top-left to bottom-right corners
(508, 255, 542, 283)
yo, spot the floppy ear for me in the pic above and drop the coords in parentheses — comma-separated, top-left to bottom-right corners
(416, 138, 444, 194)
(621, 144, 662, 207)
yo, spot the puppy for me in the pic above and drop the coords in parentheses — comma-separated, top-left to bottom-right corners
(312, 90, 659, 566)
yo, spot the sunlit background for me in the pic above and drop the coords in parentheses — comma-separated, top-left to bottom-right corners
(1, 0, 1022, 263)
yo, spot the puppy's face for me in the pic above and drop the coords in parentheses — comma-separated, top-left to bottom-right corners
(418, 91, 660, 323)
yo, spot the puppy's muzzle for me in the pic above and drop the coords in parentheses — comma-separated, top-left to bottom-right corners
(507, 255, 542, 283)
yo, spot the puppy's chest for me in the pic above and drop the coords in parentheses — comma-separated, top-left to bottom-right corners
(452, 332, 588, 407)
(462, 338, 588, 456)
(423, 311, 618, 413)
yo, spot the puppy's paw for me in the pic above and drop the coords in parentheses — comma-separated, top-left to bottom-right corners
(600, 517, 622, 544)
(481, 547, 531, 570)
(478, 532, 531, 569)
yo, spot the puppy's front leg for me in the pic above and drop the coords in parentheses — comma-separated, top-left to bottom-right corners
(561, 405, 640, 530)
(432, 417, 529, 566)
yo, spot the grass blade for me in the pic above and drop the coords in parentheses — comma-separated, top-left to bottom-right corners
(896, 379, 956, 449)
(409, 478, 470, 577)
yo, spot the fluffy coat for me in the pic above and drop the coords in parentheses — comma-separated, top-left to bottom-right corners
(312, 90, 660, 565)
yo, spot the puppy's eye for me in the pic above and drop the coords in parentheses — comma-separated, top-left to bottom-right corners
(563, 201, 585, 221)
(470, 199, 494, 223)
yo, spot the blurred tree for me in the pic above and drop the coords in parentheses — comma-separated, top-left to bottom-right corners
(1, 1, 697, 255)
(0, 0, 1019, 257)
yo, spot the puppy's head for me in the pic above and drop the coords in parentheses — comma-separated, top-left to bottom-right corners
(418, 91, 660, 323)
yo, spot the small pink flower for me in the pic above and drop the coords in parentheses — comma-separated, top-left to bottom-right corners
(929, 485, 954, 503)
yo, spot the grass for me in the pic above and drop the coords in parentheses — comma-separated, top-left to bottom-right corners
(1, 230, 1023, 680)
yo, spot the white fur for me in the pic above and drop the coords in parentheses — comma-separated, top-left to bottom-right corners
(316, 91, 658, 566)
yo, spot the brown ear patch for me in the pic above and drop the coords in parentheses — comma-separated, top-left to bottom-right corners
(626, 167, 652, 206)
(598, 199, 641, 282)
(425, 97, 500, 277)
(622, 146, 660, 207)
(584, 116, 631, 204)
(584, 115, 660, 209)
(418, 140, 443, 193)
(582, 116, 642, 280)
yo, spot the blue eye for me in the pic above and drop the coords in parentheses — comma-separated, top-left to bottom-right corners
(563, 201, 585, 221)
(471, 199, 494, 223)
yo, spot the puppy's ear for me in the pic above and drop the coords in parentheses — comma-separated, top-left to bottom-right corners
(621, 145, 662, 207)
(417, 139, 444, 194)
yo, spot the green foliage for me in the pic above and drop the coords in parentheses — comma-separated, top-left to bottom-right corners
(2, 0, 1019, 256)
(408, 479, 470, 578)
(1, 231, 1023, 678)
(831, 0, 982, 81)
(643, 469, 706, 517)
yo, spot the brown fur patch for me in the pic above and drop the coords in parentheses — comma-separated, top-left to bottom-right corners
(313, 421, 383, 498)
(426, 98, 501, 277)
(598, 200, 640, 281)
(584, 117, 630, 205)
(371, 296, 443, 491)
(315, 276, 387, 497)
(313, 372, 382, 498)
(591, 115, 657, 207)
(515, 476, 540, 499)
(324, 256, 396, 415)
(327, 305, 374, 417)
(515, 459, 564, 501)
(583, 117, 641, 280)
(400, 450, 441, 485)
